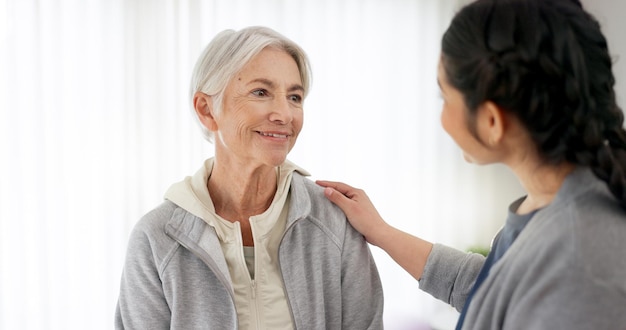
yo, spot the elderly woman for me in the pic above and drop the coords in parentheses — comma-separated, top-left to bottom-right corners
(115, 26, 384, 330)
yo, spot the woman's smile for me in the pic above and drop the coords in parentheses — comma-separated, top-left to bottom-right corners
(256, 130, 290, 139)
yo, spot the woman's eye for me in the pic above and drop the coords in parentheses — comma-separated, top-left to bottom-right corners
(289, 94, 303, 103)
(252, 89, 268, 97)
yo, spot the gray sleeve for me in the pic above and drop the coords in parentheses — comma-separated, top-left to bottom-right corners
(115, 224, 171, 330)
(418, 243, 485, 312)
(340, 222, 385, 330)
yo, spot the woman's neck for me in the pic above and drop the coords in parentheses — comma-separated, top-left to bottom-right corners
(207, 158, 278, 222)
(511, 160, 575, 214)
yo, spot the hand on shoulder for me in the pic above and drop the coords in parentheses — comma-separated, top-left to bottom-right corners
(316, 180, 390, 246)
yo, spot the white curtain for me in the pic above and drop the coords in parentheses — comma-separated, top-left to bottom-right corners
(0, 0, 524, 329)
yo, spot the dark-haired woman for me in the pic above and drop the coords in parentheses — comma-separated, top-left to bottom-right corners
(318, 0, 626, 329)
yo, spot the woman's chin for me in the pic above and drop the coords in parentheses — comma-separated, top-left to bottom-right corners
(262, 153, 289, 167)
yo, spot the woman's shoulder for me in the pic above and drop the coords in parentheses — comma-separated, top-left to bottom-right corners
(291, 173, 344, 215)
(567, 188, 626, 276)
(128, 200, 200, 251)
(133, 200, 180, 233)
(563, 173, 626, 228)
(289, 174, 349, 235)
(525, 180, 626, 280)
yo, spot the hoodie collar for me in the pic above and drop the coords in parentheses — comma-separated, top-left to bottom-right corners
(164, 158, 310, 228)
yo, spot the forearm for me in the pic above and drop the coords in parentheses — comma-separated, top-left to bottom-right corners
(369, 224, 433, 281)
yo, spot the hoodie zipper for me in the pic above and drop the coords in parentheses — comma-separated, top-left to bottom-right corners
(246, 221, 263, 330)
(277, 217, 302, 328)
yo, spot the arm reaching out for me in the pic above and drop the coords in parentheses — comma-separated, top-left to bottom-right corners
(316, 180, 434, 281)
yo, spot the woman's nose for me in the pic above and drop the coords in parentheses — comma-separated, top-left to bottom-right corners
(269, 97, 293, 124)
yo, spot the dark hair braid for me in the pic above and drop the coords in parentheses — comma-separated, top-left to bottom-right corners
(441, 0, 626, 205)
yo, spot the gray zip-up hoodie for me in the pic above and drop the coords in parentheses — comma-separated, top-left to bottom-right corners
(115, 171, 384, 330)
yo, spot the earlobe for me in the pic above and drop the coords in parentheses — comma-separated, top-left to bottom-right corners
(193, 92, 218, 131)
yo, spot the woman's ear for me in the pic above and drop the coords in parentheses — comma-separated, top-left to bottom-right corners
(477, 101, 505, 147)
(193, 92, 218, 131)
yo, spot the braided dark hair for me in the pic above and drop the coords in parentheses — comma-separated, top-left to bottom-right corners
(441, 0, 626, 205)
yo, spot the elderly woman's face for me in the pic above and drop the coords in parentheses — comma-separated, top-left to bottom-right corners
(215, 47, 304, 168)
